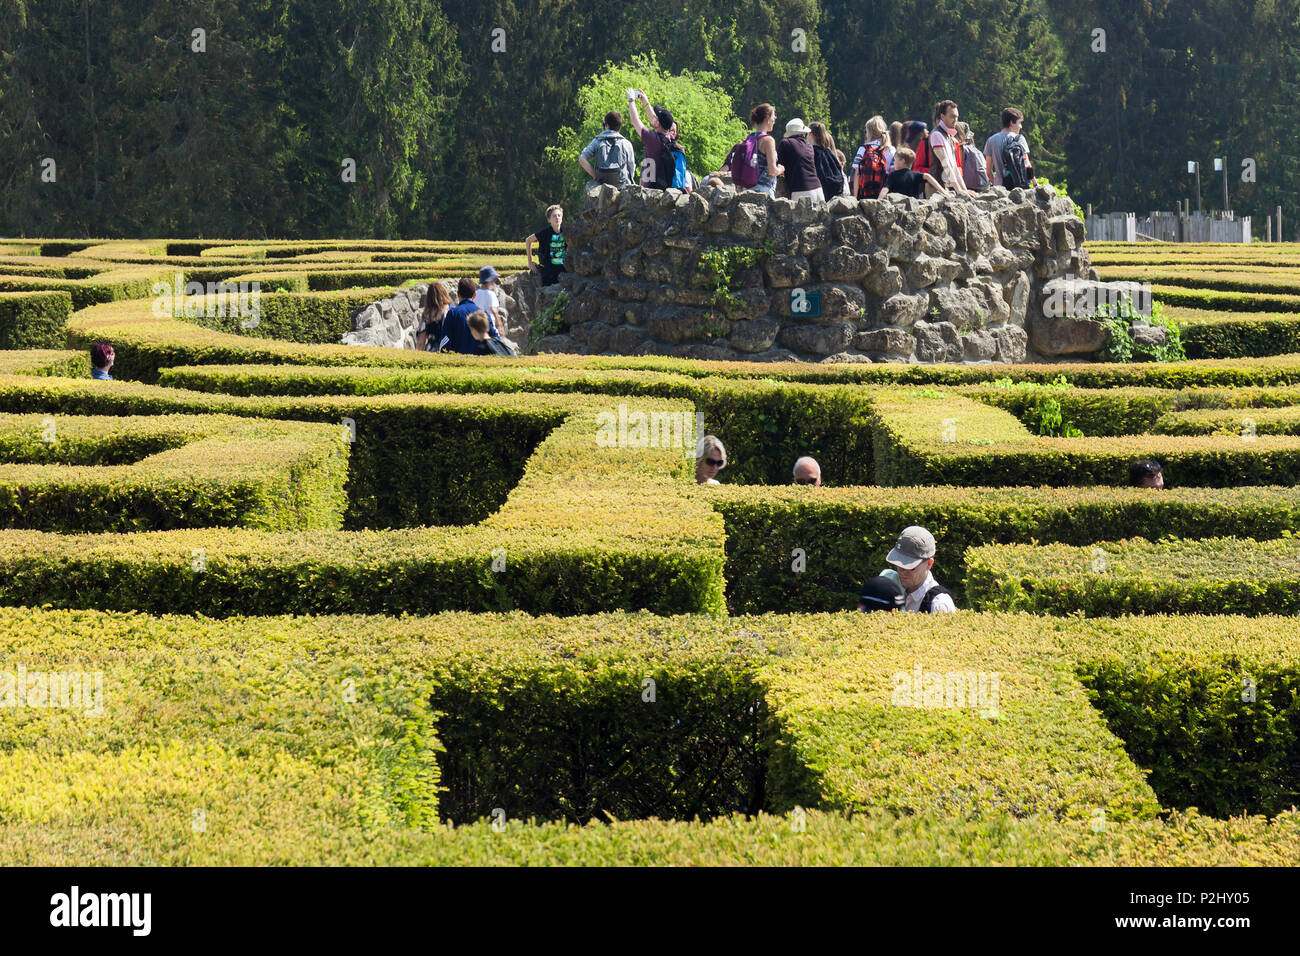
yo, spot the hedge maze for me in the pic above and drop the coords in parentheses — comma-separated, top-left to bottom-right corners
(2, 239, 1299, 865)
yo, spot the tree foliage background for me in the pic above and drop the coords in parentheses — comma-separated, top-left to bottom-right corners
(1, 0, 1297, 239)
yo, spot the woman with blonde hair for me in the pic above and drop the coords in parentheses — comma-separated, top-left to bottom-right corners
(695, 435, 727, 485)
(851, 115, 893, 198)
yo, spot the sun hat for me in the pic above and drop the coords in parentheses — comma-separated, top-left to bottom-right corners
(886, 526, 937, 570)
(478, 265, 500, 284)
(784, 117, 812, 136)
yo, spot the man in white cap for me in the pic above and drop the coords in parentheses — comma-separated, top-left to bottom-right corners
(884, 525, 956, 613)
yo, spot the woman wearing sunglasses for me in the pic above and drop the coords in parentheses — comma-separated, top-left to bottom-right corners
(695, 435, 727, 485)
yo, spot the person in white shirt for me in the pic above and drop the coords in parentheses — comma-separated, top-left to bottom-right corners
(928, 100, 971, 197)
(473, 265, 506, 330)
(882, 525, 956, 613)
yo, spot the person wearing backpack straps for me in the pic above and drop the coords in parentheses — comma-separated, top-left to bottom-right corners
(851, 115, 892, 199)
(627, 90, 688, 190)
(579, 110, 636, 189)
(725, 103, 784, 196)
(956, 122, 991, 193)
(984, 107, 1035, 189)
(928, 100, 971, 197)
(881, 525, 956, 613)
(810, 122, 848, 197)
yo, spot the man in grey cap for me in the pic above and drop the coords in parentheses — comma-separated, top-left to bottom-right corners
(883, 525, 956, 613)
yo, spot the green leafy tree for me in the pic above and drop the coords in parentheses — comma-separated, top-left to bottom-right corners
(435, 0, 829, 239)
(548, 54, 748, 203)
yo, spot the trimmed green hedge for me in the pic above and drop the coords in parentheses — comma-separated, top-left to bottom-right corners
(965, 536, 1300, 617)
(1079, 637, 1300, 818)
(185, 289, 394, 345)
(0, 413, 348, 532)
(8, 605, 1300, 863)
(869, 389, 1300, 486)
(1155, 404, 1300, 436)
(60, 295, 1300, 387)
(0, 349, 89, 378)
(715, 485, 1300, 612)
(0, 267, 174, 310)
(0, 396, 726, 617)
(0, 291, 72, 349)
(1181, 314, 1300, 359)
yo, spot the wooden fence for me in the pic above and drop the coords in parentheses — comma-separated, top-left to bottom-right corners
(1085, 211, 1252, 243)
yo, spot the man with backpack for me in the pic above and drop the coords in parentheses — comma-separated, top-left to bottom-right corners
(579, 111, 636, 189)
(984, 107, 1035, 189)
(627, 89, 689, 191)
(882, 525, 956, 614)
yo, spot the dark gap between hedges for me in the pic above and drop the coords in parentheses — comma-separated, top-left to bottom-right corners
(1079, 659, 1300, 818)
(430, 665, 820, 825)
(341, 413, 556, 530)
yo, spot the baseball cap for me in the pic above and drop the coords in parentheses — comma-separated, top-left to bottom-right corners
(478, 265, 500, 284)
(906, 120, 928, 139)
(886, 525, 936, 570)
(653, 107, 674, 130)
(858, 575, 905, 612)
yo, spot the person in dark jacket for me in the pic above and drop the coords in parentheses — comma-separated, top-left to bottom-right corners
(809, 122, 847, 197)
(777, 117, 823, 202)
(437, 277, 501, 354)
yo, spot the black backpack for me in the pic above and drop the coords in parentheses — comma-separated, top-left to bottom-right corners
(485, 337, 519, 357)
(653, 131, 684, 189)
(1001, 134, 1033, 189)
(918, 584, 953, 613)
(813, 146, 845, 197)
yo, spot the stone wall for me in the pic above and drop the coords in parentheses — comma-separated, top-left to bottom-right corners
(538, 180, 1105, 364)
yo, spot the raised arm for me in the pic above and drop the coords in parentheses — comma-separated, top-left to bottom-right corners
(627, 92, 647, 134)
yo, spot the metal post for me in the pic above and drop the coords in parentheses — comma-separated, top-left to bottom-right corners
(1278, 206, 1284, 243)
(1222, 164, 1230, 214)
(1195, 163, 1203, 214)
(1267, 216, 1272, 242)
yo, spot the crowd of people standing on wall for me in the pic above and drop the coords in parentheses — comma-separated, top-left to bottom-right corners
(575, 92, 1038, 204)
(722, 101, 1036, 202)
